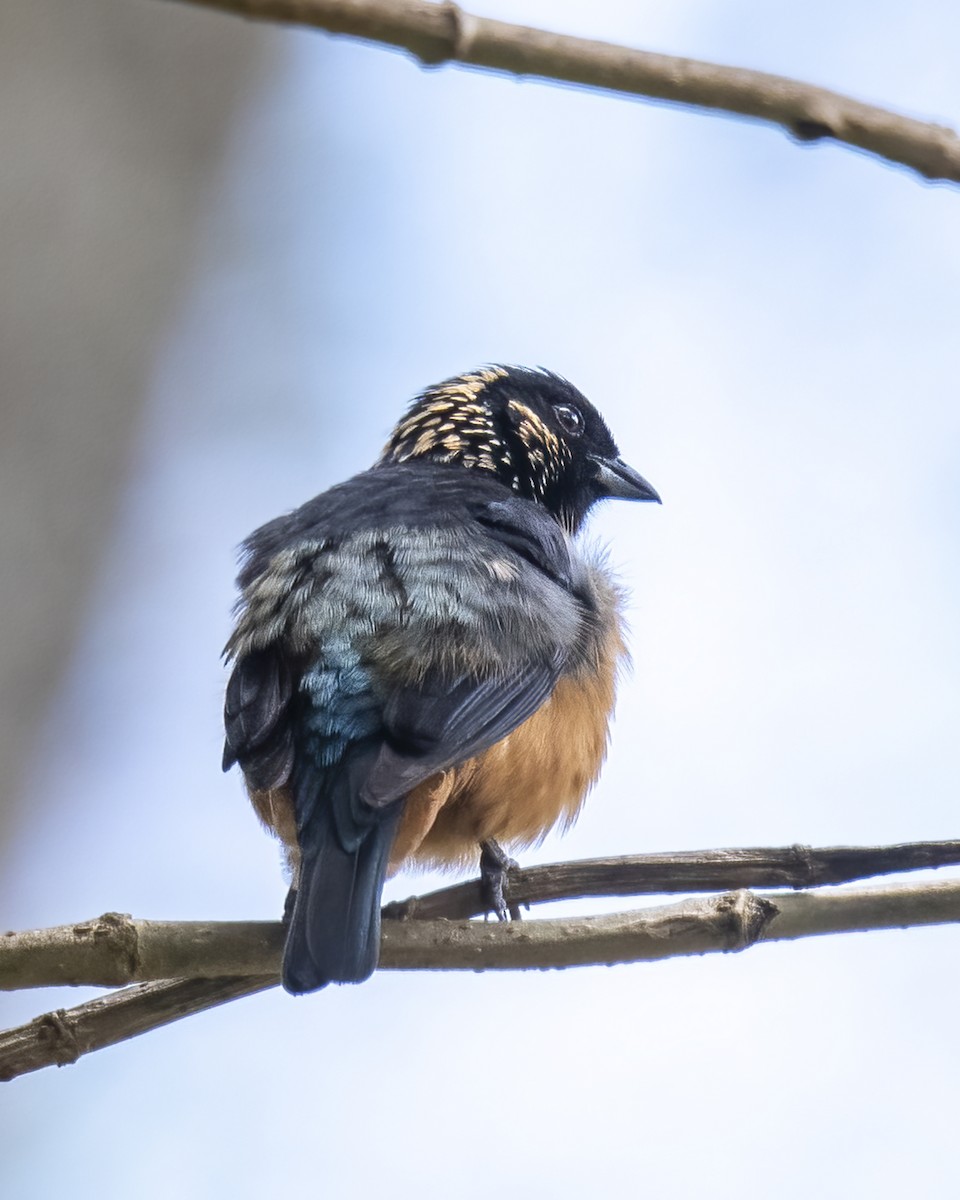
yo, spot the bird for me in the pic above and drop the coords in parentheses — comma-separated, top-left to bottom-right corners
(222, 365, 660, 994)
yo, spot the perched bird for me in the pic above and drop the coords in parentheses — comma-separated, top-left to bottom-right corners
(222, 365, 659, 994)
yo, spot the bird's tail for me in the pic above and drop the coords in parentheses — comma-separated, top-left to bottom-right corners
(282, 789, 402, 994)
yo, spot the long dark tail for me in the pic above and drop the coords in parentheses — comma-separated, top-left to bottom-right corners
(282, 788, 402, 994)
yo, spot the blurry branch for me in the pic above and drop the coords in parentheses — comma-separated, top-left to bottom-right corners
(3, 840, 960, 1080)
(163, 0, 960, 184)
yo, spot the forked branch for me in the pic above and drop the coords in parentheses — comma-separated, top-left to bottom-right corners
(3, 839, 960, 1081)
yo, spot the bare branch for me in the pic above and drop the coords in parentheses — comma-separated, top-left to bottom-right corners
(384, 839, 960, 920)
(382, 878, 960, 970)
(6, 840, 959, 991)
(0, 976, 275, 1082)
(0, 913, 284, 991)
(3, 875, 960, 1080)
(162, 0, 960, 184)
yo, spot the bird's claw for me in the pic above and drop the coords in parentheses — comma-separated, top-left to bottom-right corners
(479, 839, 523, 921)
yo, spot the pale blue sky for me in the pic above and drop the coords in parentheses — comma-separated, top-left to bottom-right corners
(5, 3, 960, 1196)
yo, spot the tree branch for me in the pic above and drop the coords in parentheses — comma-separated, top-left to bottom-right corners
(163, 0, 960, 184)
(6, 840, 959, 991)
(382, 878, 960, 969)
(3, 865, 960, 1080)
(0, 913, 285, 991)
(384, 839, 960, 920)
(0, 976, 276, 1082)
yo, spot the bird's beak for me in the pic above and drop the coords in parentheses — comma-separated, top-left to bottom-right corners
(591, 455, 661, 504)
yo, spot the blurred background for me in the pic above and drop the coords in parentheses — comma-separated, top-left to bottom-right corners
(2, 1, 959, 1195)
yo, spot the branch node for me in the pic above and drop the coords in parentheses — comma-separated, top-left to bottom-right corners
(448, 2, 480, 62)
(93, 911, 139, 976)
(716, 889, 779, 951)
(414, 0, 473, 67)
(788, 843, 817, 886)
(37, 1010, 81, 1069)
(791, 119, 834, 143)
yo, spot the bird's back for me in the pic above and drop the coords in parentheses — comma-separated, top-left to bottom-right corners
(224, 463, 603, 990)
(222, 366, 659, 993)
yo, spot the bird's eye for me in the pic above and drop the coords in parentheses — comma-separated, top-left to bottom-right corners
(554, 404, 584, 436)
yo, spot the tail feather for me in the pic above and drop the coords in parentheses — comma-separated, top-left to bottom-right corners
(282, 793, 402, 994)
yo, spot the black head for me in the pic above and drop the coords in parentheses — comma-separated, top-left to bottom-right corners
(379, 365, 660, 531)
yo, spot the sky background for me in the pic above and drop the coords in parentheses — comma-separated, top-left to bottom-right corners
(4, 2, 960, 1196)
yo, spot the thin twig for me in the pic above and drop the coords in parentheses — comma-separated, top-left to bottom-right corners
(0, 976, 275, 1082)
(3, 875, 960, 1080)
(384, 839, 960, 920)
(163, 0, 960, 183)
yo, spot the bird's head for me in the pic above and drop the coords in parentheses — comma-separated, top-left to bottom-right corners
(379, 365, 660, 531)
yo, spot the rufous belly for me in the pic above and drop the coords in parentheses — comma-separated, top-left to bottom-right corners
(249, 619, 623, 880)
(389, 640, 620, 872)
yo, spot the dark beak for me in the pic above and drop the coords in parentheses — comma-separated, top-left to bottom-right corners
(591, 456, 661, 504)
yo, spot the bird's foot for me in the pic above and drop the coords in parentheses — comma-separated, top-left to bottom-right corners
(479, 839, 522, 922)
